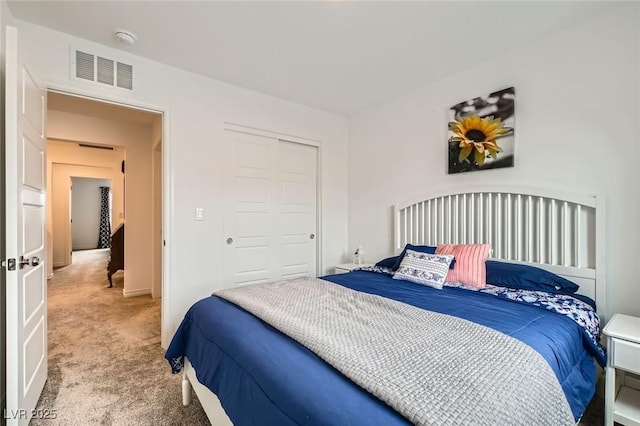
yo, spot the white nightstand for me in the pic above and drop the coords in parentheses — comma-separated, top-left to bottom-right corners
(334, 263, 373, 274)
(603, 313, 640, 426)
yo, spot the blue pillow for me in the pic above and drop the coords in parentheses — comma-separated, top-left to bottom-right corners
(391, 244, 437, 271)
(571, 293, 597, 310)
(375, 256, 400, 269)
(485, 260, 579, 294)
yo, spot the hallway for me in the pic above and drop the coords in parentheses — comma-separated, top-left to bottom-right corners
(33, 249, 208, 425)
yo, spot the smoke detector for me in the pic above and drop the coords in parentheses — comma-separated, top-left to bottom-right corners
(114, 29, 137, 46)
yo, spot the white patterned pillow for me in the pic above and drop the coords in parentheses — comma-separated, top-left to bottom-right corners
(392, 249, 454, 289)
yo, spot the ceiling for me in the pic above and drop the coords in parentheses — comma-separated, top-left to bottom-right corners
(48, 91, 161, 126)
(9, 1, 616, 116)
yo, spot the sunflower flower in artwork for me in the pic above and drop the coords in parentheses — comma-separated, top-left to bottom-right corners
(449, 115, 511, 166)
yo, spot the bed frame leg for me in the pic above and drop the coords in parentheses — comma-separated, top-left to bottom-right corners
(182, 373, 192, 406)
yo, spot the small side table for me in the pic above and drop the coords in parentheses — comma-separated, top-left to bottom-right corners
(334, 263, 373, 274)
(603, 313, 640, 426)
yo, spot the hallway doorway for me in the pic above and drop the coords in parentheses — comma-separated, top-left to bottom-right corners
(46, 91, 163, 300)
(70, 177, 113, 252)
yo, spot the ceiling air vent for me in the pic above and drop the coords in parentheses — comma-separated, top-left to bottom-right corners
(75, 51, 95, 81)
(71, 48, 134, 91)
(78, 143, 115, 150)
(97, 56, 115, 85)
(116, 62, 133, 90)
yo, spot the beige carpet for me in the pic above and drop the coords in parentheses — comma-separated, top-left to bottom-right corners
(33, 249, 209, 425)
(33, 249, 606, 425)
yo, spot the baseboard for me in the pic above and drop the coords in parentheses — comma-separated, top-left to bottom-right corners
(53, 262, 66, 268)
(122, 288, 151, 298)
(47, 273, 54, 280)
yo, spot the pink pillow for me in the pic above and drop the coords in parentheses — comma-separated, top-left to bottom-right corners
(435, 244, 491, 288)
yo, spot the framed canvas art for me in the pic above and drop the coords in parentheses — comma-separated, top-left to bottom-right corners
(448, 87, 515, 174)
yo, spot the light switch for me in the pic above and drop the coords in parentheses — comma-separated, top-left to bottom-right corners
(195, 208, 204, 221)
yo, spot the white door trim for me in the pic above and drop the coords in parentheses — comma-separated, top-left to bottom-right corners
(43, 84, 173, 348)
(46, 85, 166, 115)
(223, 122, 322, 148)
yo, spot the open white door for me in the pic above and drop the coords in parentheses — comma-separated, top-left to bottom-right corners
(4, 26, 48, 425)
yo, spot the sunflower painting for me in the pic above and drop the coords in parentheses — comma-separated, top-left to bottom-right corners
(448, 87, 515, 174)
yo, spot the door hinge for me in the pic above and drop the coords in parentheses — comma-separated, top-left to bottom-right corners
(1, 258, 17, 271)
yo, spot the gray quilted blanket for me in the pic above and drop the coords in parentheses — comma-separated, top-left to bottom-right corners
(216, 278, 574, 425)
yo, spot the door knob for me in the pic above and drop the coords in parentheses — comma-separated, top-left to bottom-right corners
(309, 234, 315, 239)
(18, 256, 41, 269)
(18, 256, 30, 269)
(226, 238, 234, 245)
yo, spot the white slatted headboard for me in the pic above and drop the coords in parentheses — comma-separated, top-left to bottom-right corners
(394, 186, 606, 319)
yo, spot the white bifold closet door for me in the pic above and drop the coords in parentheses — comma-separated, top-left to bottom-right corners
(223, 130, 318, 287)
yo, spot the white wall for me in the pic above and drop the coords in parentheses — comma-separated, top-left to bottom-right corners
(70, 177, 111, 250)
(15, 19, 349, 346)
(348, 4, 640, 319)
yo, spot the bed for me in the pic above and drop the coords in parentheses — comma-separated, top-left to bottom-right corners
(166, 186, 606, 425)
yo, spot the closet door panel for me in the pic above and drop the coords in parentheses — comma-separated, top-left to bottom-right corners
(223, 131, 318, 287)
(278, 141, 317, 279)
(223, 131, 275, 286)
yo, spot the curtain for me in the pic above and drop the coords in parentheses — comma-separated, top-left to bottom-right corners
(97, 186, 111, 249)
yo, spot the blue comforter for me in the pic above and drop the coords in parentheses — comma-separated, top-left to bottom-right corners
(166, 270, 602, 425)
